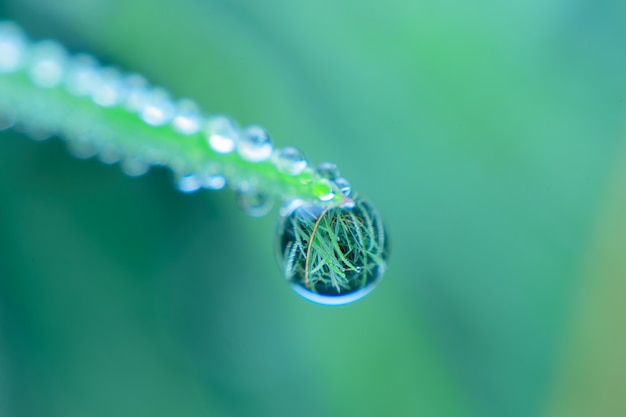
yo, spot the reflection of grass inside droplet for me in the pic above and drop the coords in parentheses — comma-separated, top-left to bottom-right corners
(278, 196, 388, 301)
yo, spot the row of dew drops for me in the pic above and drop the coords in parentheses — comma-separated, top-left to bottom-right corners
(0, 21, 352, 217)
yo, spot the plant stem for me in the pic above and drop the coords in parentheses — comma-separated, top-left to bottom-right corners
(0, 23, 351, 208)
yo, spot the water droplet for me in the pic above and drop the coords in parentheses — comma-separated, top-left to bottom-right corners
(121, 156, 150, 177)
(66, 140, 99, 159)
(168, 157, 186, 176)
(276, 196, 389, 305)
(0, 109, 16, 131)
(237, 184, 274, 217)
(65, 54, 101, 96)
(238, 125, 273, 162)
(206, 116, 238, 154)
(298, 168, 314, 185)
(124, 74, 149, 111)
(177, 173, 203, 193)
(312, 179, 335, 202)
(0, 21, 28, 73)
(16, 96, 64, 135)
(91, 67, 126, 107)
(28, 40, 68, 88)
(333, 177, 352, 196)
(204, 174, 226, 190)
(172, 99, 203, 135)
(272, 147, 307, 176)
(317, 162, 340, 180)
(140, 88, 175, 126)
(142, 147, 169, 166)
(25, 128, 52, 141)
(98, 143, 122, 164)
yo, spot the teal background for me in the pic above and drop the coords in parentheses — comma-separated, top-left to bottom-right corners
(1, 1, 625, 416)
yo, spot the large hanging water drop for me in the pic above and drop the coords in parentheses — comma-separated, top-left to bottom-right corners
(276, 196, 389, 305)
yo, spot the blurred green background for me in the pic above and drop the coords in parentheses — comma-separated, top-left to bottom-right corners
(1, 1, 625, 416)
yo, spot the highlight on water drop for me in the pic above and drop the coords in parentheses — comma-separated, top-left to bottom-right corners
(0, 21, 28, 73)
(237, 125, 273, 162)
(275, 196, 389, 305)
(177, 173, 203, 193)
(272, 146, 307, 176)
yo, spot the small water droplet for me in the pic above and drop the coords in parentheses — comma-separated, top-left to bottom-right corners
(66, 140, 99, 159)
(0, 109, 16, 130)
(91, 67, 126, 107)
(237, 184, 274, 217)
(298, 168, 314, 185)
(312, 179, 335, 202)
(124, 74, 149, 111)
(121, 156, 150, 177)
(28, 40, 68, 88)
(98, 143, 122, 164)
(276, 197, 389, 305)
(333, 177, 352, 196)
(177, 173, 203, 193)
(272, 147, 307, 176)
(206, 116, 238, 154)
(25, 128, 53, 141)
(65, 54, 101, 96)
(172, 99, 203, 135)
(168, 157, 187, 176)
(140, 88, 175, 126)
(142, 147, 169, 166)
(204, 174, 226, 190)
(18, 97, 65, 134)
(238, 125, 273, 162)
(317, 162, 340, 180)
(0, 21, 28, 73)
